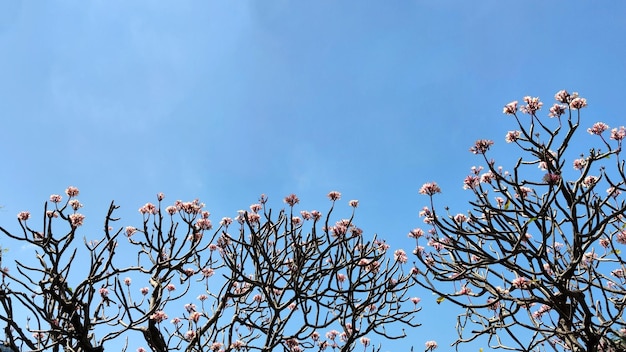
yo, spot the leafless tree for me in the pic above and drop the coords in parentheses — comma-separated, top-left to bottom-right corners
(0, 190, 418, 352)
(413, 90, 626, 351)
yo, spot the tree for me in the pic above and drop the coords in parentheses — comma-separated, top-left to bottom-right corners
(0, 190, 419, 352)
(412, 90, 626, 351)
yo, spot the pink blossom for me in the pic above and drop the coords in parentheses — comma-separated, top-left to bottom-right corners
(599, 238, 611, 248)
(69, 199, 83, 210)
(502, 101, 518, 115)
(453, 213, 467, 223)
(185, 330, 196, 341)
(311, 332, 320, 341)
(250, 203, 262, 213)
(210, 342, 224, 351)
(202, 267, 215, 278)
(516, 186, 533, 199)
(291, 216, 302, 225)
(549, 103, 567, 118)
(139, 203, 158, 215)
(284, 194, 300, 206)
(220, 217, 232, 226)
(411, 297, 421, 305)
(570, 97, 587, 109)
(469, 139, 494, 154)
(394, 249, 408, 264)
(543, 173, 561, 185)
(310, 210, 322, 220)
(157, 193, 164, 201)
(425, 340, 438, 351)
(165, 206, 177, 215)
(166, 284, 176, 291)
(520, 96, 543, 114)
(171, 317, 181, 325)
(196, 218, 212, 230)
(480, 172, 495, 183)
(554, 90, 570, 103)
(326, 330, 339, 340)
(336, 273, 347, 283)
(137, 348, 147, 352)
(587, 122, 609, 135)
(185, 303, 196, 313)
(140, 287, 149, 295)
(457, 286, 471, 295)
(463, 175, 479, 190)
(300, 211, 312, 220)
(124, 277, 132, 286)
(611, 126, 626, 141)
(65, 186, 79, 197)
(511, 276, 529, 289)
(411, 267, 419, 275)
(505, 130, 520, 143)
(543, 263, 553, 276)
(616, 231, 626, 245)
(611, 269, 625, 278)
(349, 199, 359, 207)
(247, 212, 261, 224)
(582, 176, 598, 187)
(46, 210, 58, 218)
(99, 288, 109, 297)
(573, 158, 587, 170)
(17, 211, 30, 221)
(327, 191, 341, 201)
(150, 310, 168, 323)
(419, 182, 441, 196)
(408, 228, 424, 238)
(607, 187, 622, 198)
(69, 213, 85, 227)
(360, 337, 370, 347)
(230, 340, 245, 350)
(495, 197, 505, 207)
(197, 294, 208, 301)
(189, 311, 202, 323)
(50, 194, 62, 203)
(125, 226, 137, 237)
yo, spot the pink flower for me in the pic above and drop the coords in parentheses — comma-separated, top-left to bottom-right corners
(520, 96, 543, 114)
(411, 297, 421, 305)
(570, 97, 587, 109)
(516, 186, 533, 199)
(230, 340, 245, 350)
(65, 186, 79, 197)
(50, 194, 62, 203)
(502, 101, 518, 115)
(137, 348, 147, 352)
(196, 218, 212, 230)
(453, 214, 467, 223)
(157, 193, 164, 201)
(189, 311, 202, 322)
(124, 277, 132, 286)
(425, 340, 438, 351)
(607, 187, 622, 198)
(46, 210, 58, 218)
(165, 206, 177, 215)
(326, 330, 339, 340)
(69, 213, 85, 227)
(69, 199, 83, 210)
(291, 216, 302, 225)
(140, 287, 149, 295)
(336, 273, 347, 283)
(616, 231, 626, 245)
(185, 303, 196, 312)
(139, 203, 158, 215)
(310, 210, 322, 220)
(408, 228, 424, 238)
(17, 211, 30, 221)
(469, 139, 494, 154)
(394, 249, 408, 264)
(587, 122, 609, 135)
(210, 342, 224, 351)
(599, 237, 611, 248)
(125, 226, 137, 237)
(573, 158, 586, 170)
(549, 103, 567, 118)
(99, 288, 109, 297)
(327, 191, 341, 201)
(202, 267, 215, 278)
(582, 176, 598, 187)
(463, 175, 479, 190)
(185, 330, 196, 341)
(284, 194, 300, 206)
(505, 130, 521, 143)
(511, 276, 529, 289)
(543, 173, 561, 185)
(611, 126, 626, 141)
(360, 337, 370, 347)
(171, 317, 181, 325)
(457, 286, 471, 295)
(249, 203, 262, 213)
(220, 217, 232, 226)
(150, 310, 168, 323)
(197, 294, 208, 301)
(349, 200, 359, 207)
(554, 90, 570, 103)
(166, 284, 176, 291)
(419, 182, 441, 196)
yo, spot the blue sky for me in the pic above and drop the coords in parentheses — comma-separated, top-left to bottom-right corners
(1, 2, 626, 351)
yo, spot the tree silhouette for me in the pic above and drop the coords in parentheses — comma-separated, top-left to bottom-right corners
(413, 91, 626, 351)
(0, 191, 418, 352)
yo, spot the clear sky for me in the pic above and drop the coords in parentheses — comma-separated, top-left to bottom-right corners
(1, 2, 626, 351)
